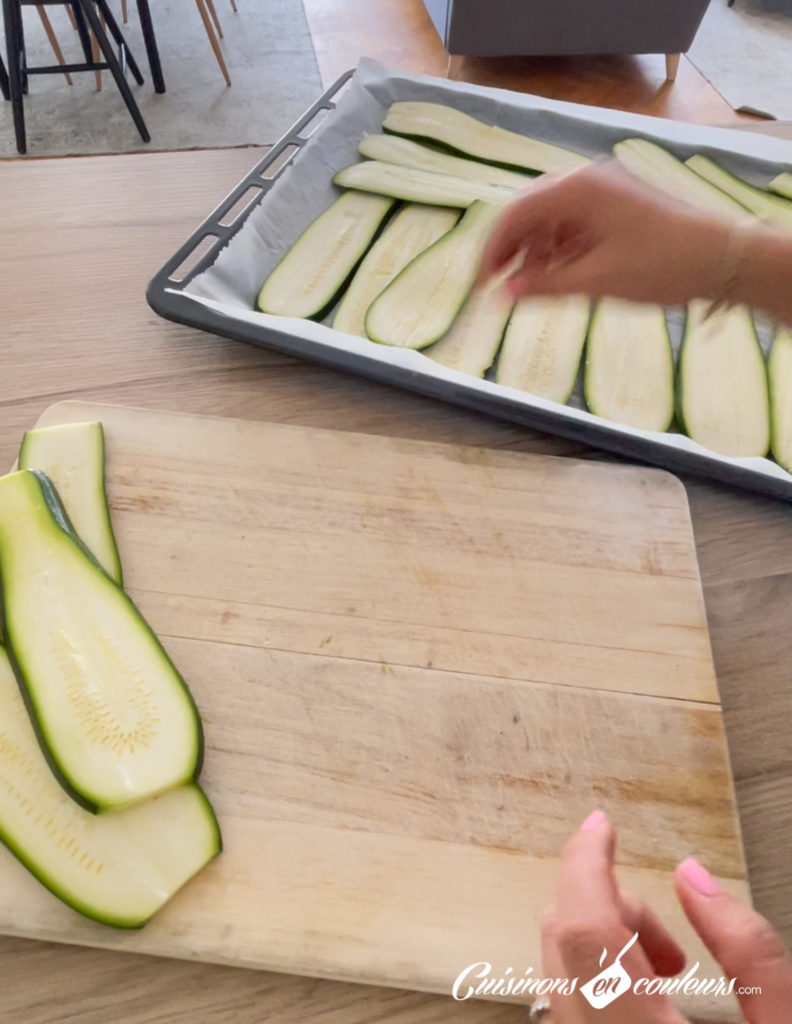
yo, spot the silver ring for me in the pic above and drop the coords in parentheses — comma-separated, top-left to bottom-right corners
(528, 997, 551, 1022)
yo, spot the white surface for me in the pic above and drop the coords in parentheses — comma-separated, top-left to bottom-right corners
(174, 58, 792, 488)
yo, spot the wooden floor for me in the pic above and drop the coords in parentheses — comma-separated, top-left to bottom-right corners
(303, 0, 748, 126)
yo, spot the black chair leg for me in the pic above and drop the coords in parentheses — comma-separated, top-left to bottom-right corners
(1, 0, 26, 153)
(136, 0, 165, 93)
(0, 51, 10, 101)
(69, 2, 94, 63)
(96, 0, 143, 85)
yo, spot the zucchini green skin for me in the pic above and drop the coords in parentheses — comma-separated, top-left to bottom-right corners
(256, 191, 397, 321)
(333, 161, 514, 208)
(769, 172, 792, 201)
(0, 469, 204, 814)
(0, 644, 220, 928)
(18, 422, 123, 586)
(685, 155, 792, 229)
(769, 328, 792, 473)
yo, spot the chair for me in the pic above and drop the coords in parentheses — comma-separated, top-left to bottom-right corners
(421, 0, 712, 82)
(2, 0, 149, 154)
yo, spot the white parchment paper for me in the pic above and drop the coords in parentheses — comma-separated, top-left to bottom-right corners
(174, 58, 792, 487)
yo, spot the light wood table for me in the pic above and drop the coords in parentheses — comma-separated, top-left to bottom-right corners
(2, 148, 792, 1023)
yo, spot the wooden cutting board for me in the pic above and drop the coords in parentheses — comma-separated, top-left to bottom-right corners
(0, 401, 746, 1019)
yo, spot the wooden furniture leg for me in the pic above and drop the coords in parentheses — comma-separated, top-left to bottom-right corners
(228, 0, 236, 12)
(35, 5, 73, 84)
(205, 0, 223, 39)
(90, 22, 101, 90)
(64, 2, 76, 28)
(194, 0, 231, 86)
(121, 0, 127, 22)
(665, 52, 681, 82)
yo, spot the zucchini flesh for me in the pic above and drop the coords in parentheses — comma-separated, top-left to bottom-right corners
(426, 288, 512, 377)
(679, 302, 770, 457)
(769, 328, 792, 472)
(613, 139, 748, 219)
(495, 296, 590, 403)
(0, 646, 219, 929)
(585, 300, 674, 432)
(382, 101, 589, 174)
(359, 133, 532, 191)
(333, 161, 514, 208)
(256, 191, 395, 319)
(0, 469, 203, 811)
(769, 172, 792, 200)
(333, 204, 459, 337)
(18, 422, 122, 585)
(365, 201, 500, 349)
(685, 155, 792, 230)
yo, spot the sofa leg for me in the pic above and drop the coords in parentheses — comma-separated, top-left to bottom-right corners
(665, 53, 681, 82)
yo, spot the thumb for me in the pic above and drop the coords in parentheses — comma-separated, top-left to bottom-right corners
(675, 858, 792, 1023)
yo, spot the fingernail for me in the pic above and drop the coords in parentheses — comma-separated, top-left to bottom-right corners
(580, 809, 608, 832)
(678, 857, 723, 896)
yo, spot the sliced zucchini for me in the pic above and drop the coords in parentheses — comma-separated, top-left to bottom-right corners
(365, 201, 500, 350)
(769, 172, 792, 200)
(679, 302, 770, 458)
(613, 139, 748, 219)
(426, 288, 512, 377)
(333, 161, 514, 208)
(0, 646, 219, 929)
(685, 155, 792, 230)
(0, 469, 203, 812)
(382, 101, 589, 174)
(769, 328, 792, 472)
(359, 133, 532, 191)
(18, 422, 122, 585)
(256, 191, 395, 319)
(333, 204, 460, 337)
(585, 300, 674, 433)
(495, 296, 590, 404)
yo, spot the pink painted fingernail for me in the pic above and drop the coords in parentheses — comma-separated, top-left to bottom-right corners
(678, 857, 723, 896)
(580, 809, 608, 832)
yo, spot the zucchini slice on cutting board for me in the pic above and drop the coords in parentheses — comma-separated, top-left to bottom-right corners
(333, 160, 514, 208)
(769, 328, 792, 472)
(585, 300, 674, 433)
(613, 139, 748, 219)
(333, 204, 460, 337)
(495, 296, 590, 403)
(426, 287, 512, 378)
(769, 172, 792, 200)
(382, 101, 589, 174)
(365, 200, 500, 349)
(359, 133, 532, 191)
(0, 469, 203, 812)
(18, 422, 122, 585)
(685, 155, 792, 230)
(256, 191, 396, 319)
(0, 646, 219, 929)
(678, 302, 770, 458)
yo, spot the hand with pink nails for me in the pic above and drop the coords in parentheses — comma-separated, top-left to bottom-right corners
(540, 810, 792, 1023)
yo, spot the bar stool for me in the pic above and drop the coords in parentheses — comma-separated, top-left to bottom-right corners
(2, 0, 150, 154)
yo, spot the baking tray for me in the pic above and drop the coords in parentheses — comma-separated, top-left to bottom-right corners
(147, 60, 792, 502)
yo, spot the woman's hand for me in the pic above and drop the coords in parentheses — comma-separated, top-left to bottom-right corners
(542, 810, 792, 1023)
(477, 161, 735, 308)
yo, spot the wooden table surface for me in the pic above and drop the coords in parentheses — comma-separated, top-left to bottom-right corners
(2, 144, 792, 1022)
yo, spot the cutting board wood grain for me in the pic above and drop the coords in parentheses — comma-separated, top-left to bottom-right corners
(0, 401, 746, 1019)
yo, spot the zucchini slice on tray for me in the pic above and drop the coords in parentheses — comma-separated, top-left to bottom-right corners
(334, 204, 460, 337)
(0, 469, 203, 811)
(769, 172, 792, 200)
(769, 328, 792, 472)
(359, 133, 532, 191)
(678, 302, 770, 458)
(685, 155, 792, 230)
(383, 101, 589, 174)
(585, 300, 674, 433)
(365, 200, 501, 350)
(19, 422, 122, 585)
(426, 288, 512, 378)
(256, 191, 396, 319)
(0, 646, 219, 929)
(333, 161, 514, 208)
(495, 296, 590, 403)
